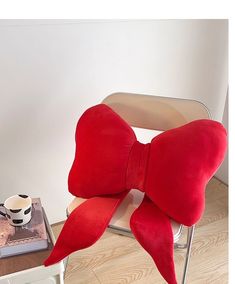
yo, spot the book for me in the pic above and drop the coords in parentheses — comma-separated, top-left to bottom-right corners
(0, 198, 48, 258)
(0, 207, 54, 277)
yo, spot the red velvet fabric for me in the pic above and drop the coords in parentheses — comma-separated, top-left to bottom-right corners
(44, 104, 227, 283)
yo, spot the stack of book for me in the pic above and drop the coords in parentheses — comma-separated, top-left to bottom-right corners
(0, 198, 50, 259)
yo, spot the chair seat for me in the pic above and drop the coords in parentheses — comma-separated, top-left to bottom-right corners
(67, 190, 182, 242)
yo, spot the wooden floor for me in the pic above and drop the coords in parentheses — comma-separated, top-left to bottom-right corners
(52, 177, 228, 284)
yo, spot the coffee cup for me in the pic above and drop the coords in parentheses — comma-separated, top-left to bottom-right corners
(0, 194, 32, 226)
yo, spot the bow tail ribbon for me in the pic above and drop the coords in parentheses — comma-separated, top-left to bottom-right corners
(44, 193, 177, 284)
(131, 195, 177, 284)
(44, 192, 128, 266)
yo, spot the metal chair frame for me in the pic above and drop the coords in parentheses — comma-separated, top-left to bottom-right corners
(64, 92, 210, 284)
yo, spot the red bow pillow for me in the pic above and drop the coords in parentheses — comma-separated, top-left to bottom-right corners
(44, 104, 227, 284)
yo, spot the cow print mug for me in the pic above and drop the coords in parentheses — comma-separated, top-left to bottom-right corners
(0, 194, 32, 226)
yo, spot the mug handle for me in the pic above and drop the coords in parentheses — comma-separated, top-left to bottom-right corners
(0, 203, 6, 217)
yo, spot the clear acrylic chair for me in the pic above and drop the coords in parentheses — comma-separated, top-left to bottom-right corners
(66, 92, 211, 284)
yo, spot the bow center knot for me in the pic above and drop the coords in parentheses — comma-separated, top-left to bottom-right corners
(126, 141, 150, 191)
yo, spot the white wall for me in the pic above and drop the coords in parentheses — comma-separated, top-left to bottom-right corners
(0, 20, 228, 223)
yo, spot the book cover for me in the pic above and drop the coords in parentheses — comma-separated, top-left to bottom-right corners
(0, 198, 48, 258)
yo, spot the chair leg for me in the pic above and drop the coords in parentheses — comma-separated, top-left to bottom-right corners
(63, 256, 69, 280)
(181, 225, 195, 284)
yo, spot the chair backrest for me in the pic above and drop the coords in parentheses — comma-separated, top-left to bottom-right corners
(102, 92, 211, 131)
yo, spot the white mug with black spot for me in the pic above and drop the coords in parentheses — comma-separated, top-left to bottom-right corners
(0, 194, 32, 226)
